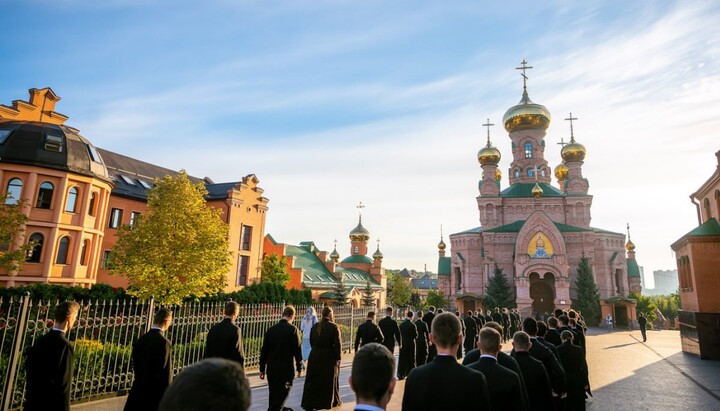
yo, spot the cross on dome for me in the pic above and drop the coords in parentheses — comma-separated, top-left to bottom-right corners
(482, 118, 495, 146)
(515, 59, 533, 91)
(564, 113, 578, 143)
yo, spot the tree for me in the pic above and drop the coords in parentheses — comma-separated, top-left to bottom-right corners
(361, 281, 376, 307)
(110, 172, 231, 305)
(630, 291, 657, 323)
(425, 289, 447, 309)
(387, 272, 412, 307)
(261, 253, 290, 285)
(484, 264, 515, 310)
(0, 195, 34, 279)
(333, 278, 350, 306)
(572, 255, 601, 326)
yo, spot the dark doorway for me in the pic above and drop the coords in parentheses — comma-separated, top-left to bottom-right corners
(615, 305, 629, 327)
(463, 300, 476, 314)
(530, 281, 554, 316)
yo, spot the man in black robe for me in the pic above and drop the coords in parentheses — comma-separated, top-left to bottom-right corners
(467, 328, 526, 411)
(354, 311, 384, 352)
(463, 310, 478, 355)
(204, 301, 245, 368)
(569, 318, 586, 351)
(536, 321, 560, 360)
(520, 317, 566, 409)
(378, 307, 401, 354)
(421, 307, 436, 362)
(124, 308, 174, 411)
(397, 310, 418, 379)
(501, 309, 512, 342)
(545, 317, 562, 346)
(557, 331, 589, 411)
(638, 313, 648, 342)
(259, 305, 303, 411)
(401, 313, 491, 411)
(414, 310, 430, 366)
(511, 331, 555, 411)
(24, 301, 80, 411)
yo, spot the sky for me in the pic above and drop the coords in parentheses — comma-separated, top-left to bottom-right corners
(2, 0, 719, 289)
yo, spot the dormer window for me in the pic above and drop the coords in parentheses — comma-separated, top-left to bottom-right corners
(0, 129, 12, 144)
(87, 145, 102, 163)
(44, 134, 63, 152)
(120, 175, 136, 185)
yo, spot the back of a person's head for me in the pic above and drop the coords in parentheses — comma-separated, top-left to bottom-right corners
(351, 343, 395, 404)
(159, 358, 250, 411)
(537, 321, 548, 337)
(479, 327, 501, 354)
(385, 306, 393, 315)
(283, 305, 296, 318)
(522, 317, 538, 336)
(558, 315, 569, 326)
(437, 308, 444, 313)
(494, 307, 500, 313)
(431, 312, 461, 349)
(568, 310, 577, 319)
(569, 318, 577, 327)
(406, 310, 414, 318)
(224, 301, 239, 316)
(154, 308, 173, 326)
(428, 306, 435, 313)
(547, 317, 559, 328)
(321, 306, 333, 321)
(467, 310, 474, 317)
(416, 310, 423, 318)
(561, 330, 575, 343)
(513, 331, 531, 350)
(554, 308, 564, 318)
(483, 321, 503, 339)
(367, 311, 375, 319)
(54, 301, 80, 323)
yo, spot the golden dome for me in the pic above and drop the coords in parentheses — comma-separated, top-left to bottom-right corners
(495, 168, 502, 181)
(532, 182, 544, 198)
(561, 141, 586, 162)
(349, 218, 370, 241)
(502, 92, 552, 133)
(625, 240, 635, 251)
(438, 239, 446, 251)
(554, 163, 569, 180)
(478, 143, 501, 166)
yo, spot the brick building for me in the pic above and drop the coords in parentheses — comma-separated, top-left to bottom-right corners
(0, 87, 268, 290)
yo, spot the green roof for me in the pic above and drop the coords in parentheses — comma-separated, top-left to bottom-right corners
(285, 245, 337, 286)
(340, 254, 373, 264)
(483, 220, 592, 234)
(451, 226, 482, 236)
(438, 256, 451, 276)
(627, 258, 641, 278)
(685, 218, 720, 237)
(338, 267, 381, 288)
(500, 182, 565, 198)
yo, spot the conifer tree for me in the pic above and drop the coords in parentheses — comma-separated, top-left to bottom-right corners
(361, 281, 376, 307)
(572, 255, 601, 326)
(484, 264, 515, 309)
(334, 278, 350, 305)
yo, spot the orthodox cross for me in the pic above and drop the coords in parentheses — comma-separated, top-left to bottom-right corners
(356, 201, 365, 220)
(627, 223, 631, 240)
(482, 118, 494, 146)
(564, 113, 578, 143)
(376, 239, 381, 248)
(515, 59, 533, 91)
(440, 224, 444, 240)
(557, 137, 568, 147)
(334, 239, 338, 249)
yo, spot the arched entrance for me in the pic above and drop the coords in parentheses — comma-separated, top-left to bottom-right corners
(529, 272, 555, 316)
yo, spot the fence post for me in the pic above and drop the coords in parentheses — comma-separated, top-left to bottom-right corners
(2, 291, 31, 411)
(145, 296, 155, 333)
(349, 307, 354, 354)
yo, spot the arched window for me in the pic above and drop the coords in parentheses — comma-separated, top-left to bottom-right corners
(80, 239, 90, 266)
(704, 198, 711, 222)
(514, 169, 520, 178)
(36, 182, 54, 209)
(65, 187, 78, 213)
(27, 233, 44, 263)
(56, 236, 70, 264)
(524, 142, 533, 159)
(527, 169, 534, 177)
(5, 178, 22, 205)
(353, 246, 359, 254)
(88, 192, 97, 216)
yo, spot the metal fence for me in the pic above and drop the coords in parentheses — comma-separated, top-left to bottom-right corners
(0, 295, 374, 410)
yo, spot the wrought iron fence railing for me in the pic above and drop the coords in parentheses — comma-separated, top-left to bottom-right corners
(0, 294, 375, 410)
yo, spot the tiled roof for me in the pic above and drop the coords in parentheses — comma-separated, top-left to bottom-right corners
(411, 278, 438, 289)
(483, 220, 593, 233)
(341, 254, 373, 264)
(500, 182, 566, 198)
(438, 256, 451, 276)
(627, 258, 641, 278)
(451, 227, 482, 236)
(684, 218, 720, 237)
(339, 268, 381, 288)
(283, 243, 381, 289)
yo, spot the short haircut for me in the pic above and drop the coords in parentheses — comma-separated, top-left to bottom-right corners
(154, 308, 173, 326)
(561, 330, 575, 342)
(54, 301, 80, 323)
(479, 327, 501, 354)
(536, 321, 548, 337)
(467, 310, 474, 316)
(224, 301, 239, 316)
(431, 312, 461, 348)
(513, 331, 531, 349)
(428, 306, 436, 312)
(158, 358, 250, 411)
(483, 321, 503, 338)
(437, 308, 444, 313)
(351, 343, 395, 403)
(568, 310, 577, 319)
(416, 310, 423, 317)
(367, 311, 376, 319)
(547, 317, 559, 328)
(282, 305, 296, 318)
(522, 317, 537, 336)
(386, 307, 393, 314)
(406, 310, 414, 318)
(569, 318, 577, 326)
(558, 315, 569, 326)
(554, 309, 564, 318)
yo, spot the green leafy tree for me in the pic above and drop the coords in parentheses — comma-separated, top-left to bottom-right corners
(261, 253, 290, 285)
(410, 291, 422, 308)
(630, 291, 657, 323)
(572, 255, 601, 326)
(425, 289, 447, 309)
(110, 172, 231, 305)
(361, 281, 376, 307)
(648, 292, 680, 321)
(387, 272, 411, 307)
(0, 195, 35, 277)
(333, 278, 350, 306)
(484, 264, 515, 310)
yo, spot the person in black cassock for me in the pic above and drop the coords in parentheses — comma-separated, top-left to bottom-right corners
(24, 301, 80, 411)
(467, 328, 526, 411)
(354, 311, 384, 352)
(301, 306, 342, 410)
(557, 331, 589, 411)
(259, 305, 303, 411)
(397, 310, 418, 379)
(421, 306, 436, 362)
(462, 310, 478, 355)
(349, 343, 397, 411)
(124, 308, 174, 411)
(455, 311, 465, 358)
(638, 313, 648, 342)
(205, 301, 245, 368)
(401, 312, 491, 411)
(414, 310, 430, 366)
(519, 317, 566, 398)
(378, 306, 401, 355)
(544, 317, 562, 346)
(511, 331, 555, 411)
(536, 321, 560, 360)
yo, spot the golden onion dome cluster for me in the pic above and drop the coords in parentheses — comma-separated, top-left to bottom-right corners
(477, 143, 501, 166)
(554, 163, 569, 180)
(502, 92, 552, 133)
(561, 141, 587, 162)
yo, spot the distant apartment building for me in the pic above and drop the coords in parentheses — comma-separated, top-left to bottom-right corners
(643, 269, 679, 296)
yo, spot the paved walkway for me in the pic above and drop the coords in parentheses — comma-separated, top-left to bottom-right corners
(74, 328, 720, 411)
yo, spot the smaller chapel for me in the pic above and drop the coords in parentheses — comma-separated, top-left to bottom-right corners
(437, 61, 642, 326)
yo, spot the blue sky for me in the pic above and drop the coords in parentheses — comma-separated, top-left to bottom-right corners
(3, 0, 719, 288)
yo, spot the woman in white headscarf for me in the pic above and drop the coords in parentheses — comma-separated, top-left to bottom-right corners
(300, 307, 318, 363)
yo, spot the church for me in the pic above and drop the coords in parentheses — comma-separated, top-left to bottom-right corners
(437, 62, 641, 326)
